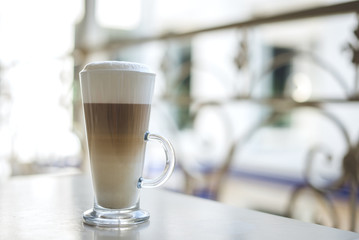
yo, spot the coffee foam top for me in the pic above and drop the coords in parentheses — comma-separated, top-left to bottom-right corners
(81, 61, 155, 74)
(80, 61, 155, 104)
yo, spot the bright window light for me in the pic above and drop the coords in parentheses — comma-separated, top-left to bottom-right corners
(0, 0, 82, 172)
(96, 0, 141, 30)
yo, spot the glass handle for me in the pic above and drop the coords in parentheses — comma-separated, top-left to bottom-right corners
(137, 131, 176, 189)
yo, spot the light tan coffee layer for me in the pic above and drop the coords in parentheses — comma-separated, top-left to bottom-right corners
(84, 103, 151, 209)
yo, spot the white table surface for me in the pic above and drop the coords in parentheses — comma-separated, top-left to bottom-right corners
(0, 174, 358, 240)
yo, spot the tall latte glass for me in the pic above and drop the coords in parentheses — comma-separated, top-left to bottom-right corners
(80, 61, 175, 227)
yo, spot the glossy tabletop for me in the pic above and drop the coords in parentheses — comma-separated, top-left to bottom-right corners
(0, 174, 358, 240)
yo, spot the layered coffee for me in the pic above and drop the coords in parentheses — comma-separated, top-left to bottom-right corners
(80, 61, 155, 209)
(84, 103, 151, 209)
(81, 61, 176, 227)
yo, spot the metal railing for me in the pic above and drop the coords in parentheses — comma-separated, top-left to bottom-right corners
(74, 0, 359, 231)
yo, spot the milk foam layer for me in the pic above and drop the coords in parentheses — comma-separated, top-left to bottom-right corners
(82, 61, 154, 73)
(80, 61, 155, 104)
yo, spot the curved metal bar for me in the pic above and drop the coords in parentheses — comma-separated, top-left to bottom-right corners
(285, 186, 340, 228)
(349, 180, 358, 231)
(304, 145, 334, 190)
(216, 104, 353, 229)
(178, 101, 240, 198)
(249, 51, 295, 96)
(296, 105, 359, 231)
(249, 51, 350, 98)
(214, 111, 282, 197)
(301, 105, 351, 190)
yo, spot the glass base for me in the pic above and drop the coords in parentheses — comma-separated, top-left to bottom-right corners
(83, 206, 150, 228)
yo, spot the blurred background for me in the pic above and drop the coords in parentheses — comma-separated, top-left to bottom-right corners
(0, 0, 358, 232)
